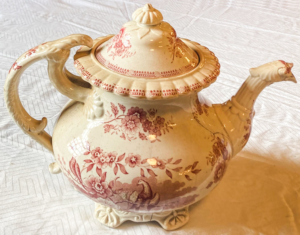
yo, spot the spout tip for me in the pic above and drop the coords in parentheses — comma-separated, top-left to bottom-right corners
(288, 75, 297, 83)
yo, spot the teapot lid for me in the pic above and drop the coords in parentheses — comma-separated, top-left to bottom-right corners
(74, 4, 220, 99)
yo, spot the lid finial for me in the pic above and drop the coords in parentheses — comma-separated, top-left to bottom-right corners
(132, 3, 163, 26)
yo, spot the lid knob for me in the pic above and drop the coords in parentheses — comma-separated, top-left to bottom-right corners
(132, 4, 163, 26)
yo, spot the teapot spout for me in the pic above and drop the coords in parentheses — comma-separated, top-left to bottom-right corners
(213, 60, 296, 157)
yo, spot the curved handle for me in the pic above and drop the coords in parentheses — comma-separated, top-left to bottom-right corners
(4, 34, 93, 153)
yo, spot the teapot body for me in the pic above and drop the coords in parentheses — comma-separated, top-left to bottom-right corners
(4, 2, 296, 230)
(53, 88, 231, 213)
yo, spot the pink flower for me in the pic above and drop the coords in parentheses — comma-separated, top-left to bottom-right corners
(93, 153, 108, 169)
(214, 161, 226, 183)
(121, 115, 141, 134)
(125, 153, 141, 168)
(114, 40, 123, 49)
(90, 147, 103, 159)
(103, 124, 114, 133)
(150, 157, 165, 170)
(127, 107, 147, 123)
(84, 175, 112, 199)
(147, 109, 157, 120)
(142, 119, 153, 132)
(107, 152, 117, 167)
(149, 125, 162, 137)
(153, 116, 165, 129)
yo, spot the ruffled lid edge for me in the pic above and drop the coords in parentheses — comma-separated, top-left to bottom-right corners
(74, 35, 220, 99)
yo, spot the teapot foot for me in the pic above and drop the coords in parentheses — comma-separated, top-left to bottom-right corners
(48, 162, 61, 174)
(94, 203, 189, 230)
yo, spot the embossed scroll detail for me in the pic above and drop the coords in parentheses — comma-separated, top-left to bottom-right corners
(94, 203, 189, 230)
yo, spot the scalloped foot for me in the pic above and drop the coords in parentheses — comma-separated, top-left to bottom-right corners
(94, 203, 189, 230)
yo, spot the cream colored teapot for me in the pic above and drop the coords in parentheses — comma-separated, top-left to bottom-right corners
(4, 4, 296, 230)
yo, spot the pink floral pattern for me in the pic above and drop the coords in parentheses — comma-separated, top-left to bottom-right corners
(125, 154, 141, 168)
(58, 143, 201, 212)
(81, 142, 201, 181)
(193, 98, 209, 118)
(204, 136, 230, 189)
(24, 42, 46, 59)
(206, 137, 229, 167)
(85, 175, 112, 199)
(243, 118, 252, 146)
(103, 103, 175, 143)
(107, 27, 136, 60)
(167, 28, 196, 63)
(9, 62, 22, 74)
(213, 161, 226, 183)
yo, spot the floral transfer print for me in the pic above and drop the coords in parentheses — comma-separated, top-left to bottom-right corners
(192, 98, 209, 119)
(242, 117, 252, 146)
(81, 142, 201, 181)
(206, 136, 229, 167)
(9, 62, 22, 74)
(103, 103, 175, 143)
(24, 42, 47, 59)
(57, 152, 200, 212)
(205, 136, 230, 189)
(9, 43, 48, 74)
(167, 28, 197, 64)
(191, 96, 231, 189)
(107, 27, 136, 60)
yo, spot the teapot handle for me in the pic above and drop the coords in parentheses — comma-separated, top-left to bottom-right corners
(4, 34, 93, 153)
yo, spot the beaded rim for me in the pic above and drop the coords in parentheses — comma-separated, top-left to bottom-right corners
(74, 35, 220, 100)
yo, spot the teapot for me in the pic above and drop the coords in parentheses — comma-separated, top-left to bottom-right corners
(4, 4, 296, 230)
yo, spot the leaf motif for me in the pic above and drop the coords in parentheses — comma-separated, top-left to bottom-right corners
(103, 124, 114, 133)
(111, 102, 119, 117)
(86, 164, 94, 172)
(139, 132, 148, 140)
(140, 168, 145, 177)
(147, 168, 157, 177)
(113, 164, 118, 175)
(185, 165, 193, 172)
(171, 167, 182, 172)
(118, 103, 126, 113)
(118, 163, 128, 174)
(192, 161, 199, 170)
(141, 158, 148, 164)
(167, 158, 173, 163)
(96, 167, 102, 177)
(185, 175, 192, 181)
(108, 180, 114, 189)
(117, 153, 125, 162)
(165, 169, 172, 179)
(120, 133, 126, 140)
(70, 157, 82, 182)
(69, 157, 76, 176)
(83, 151, 90, 155)
(84, 159, 93, 163)
(101, 172, 107, 182)
(172, 159, 182, 164)
(191, 169, 201, 174)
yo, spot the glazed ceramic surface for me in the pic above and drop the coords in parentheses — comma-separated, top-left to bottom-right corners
(4, 3, 297, 231)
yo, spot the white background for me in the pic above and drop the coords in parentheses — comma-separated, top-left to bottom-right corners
(0, 0, 300, 234)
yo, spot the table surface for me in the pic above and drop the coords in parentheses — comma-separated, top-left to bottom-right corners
(1, 0, 300, 234)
